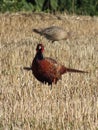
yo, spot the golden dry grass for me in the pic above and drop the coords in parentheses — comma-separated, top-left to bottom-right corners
(0, 12, 98, 130)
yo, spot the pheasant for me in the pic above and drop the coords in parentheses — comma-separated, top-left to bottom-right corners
(33, 26, 70, 42)
(24, 44, 88, 86)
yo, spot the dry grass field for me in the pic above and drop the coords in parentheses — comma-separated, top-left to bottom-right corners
(0, 12, 98, 130)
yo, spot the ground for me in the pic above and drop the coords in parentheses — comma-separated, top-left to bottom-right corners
(0, 12, 98, 130)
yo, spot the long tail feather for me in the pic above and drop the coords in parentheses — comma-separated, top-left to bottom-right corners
(60, 66, 88, 74)
(66, 68, 88, 73)
(23, 67, 32, 71)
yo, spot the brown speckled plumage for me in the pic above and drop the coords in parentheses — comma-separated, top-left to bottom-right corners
(33, 26, 70, 42)
(24, 44, 88, 85)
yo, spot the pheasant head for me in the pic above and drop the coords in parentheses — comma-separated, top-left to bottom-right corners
(35, 44, 44, 60)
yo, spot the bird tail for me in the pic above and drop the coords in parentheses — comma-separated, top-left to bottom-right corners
(23, 67, 32, 71)
(66, 68, 88, 73)
(60, 66, 88, 74)
(33, 29, 42, 34)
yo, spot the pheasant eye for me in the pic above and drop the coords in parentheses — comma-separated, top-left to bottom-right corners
(39, 46, 42, 49)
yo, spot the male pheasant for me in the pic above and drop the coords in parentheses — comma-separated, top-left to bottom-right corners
(33, 26, 70, 42)
(24, 44, 88, 85)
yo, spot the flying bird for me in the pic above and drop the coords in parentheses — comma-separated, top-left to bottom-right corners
(33, 26, 71, 42)
(24, 44, 88, 86)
